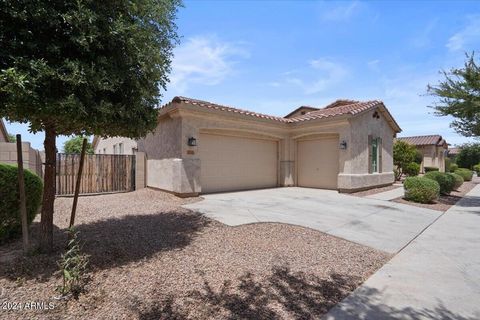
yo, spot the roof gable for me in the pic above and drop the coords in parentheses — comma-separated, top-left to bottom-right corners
(284, 106, 319, 118)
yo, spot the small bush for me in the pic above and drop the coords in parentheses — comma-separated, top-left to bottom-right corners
(473, 164, 480, 173)
(447, 173, 464, 190)
(424, 171, 455, 195)
(404, 177, 440, 203)
(403, 162, 420, 176)
(424, 166, 439, 172)
(0, 164, 43, 243)
(414, 150, 424, 164)
(454, 168, 473, 181)
(449, 163, 459, 172)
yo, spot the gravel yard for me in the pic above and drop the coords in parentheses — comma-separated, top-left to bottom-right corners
(393, 180, 479, 212)
(0, 189, 389, 320)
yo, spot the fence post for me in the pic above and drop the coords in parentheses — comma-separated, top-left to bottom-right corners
(69, 138, 87, 228)
(16, 135, 29, 252)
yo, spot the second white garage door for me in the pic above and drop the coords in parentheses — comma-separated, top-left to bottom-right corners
(297, 136, 339, 189)
(199, 133, 278, 193)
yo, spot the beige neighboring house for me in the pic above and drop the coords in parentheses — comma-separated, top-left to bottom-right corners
(0, 119, 43, 176)
(92, 136, 137, 155)
(397, 135, 448, 172)
(138, 96, 401, 196)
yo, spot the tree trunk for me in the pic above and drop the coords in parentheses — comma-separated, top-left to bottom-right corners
(40, 126, 57, 252)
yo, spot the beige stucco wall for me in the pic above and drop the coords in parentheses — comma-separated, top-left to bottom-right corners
(417, 145, 447, 172)
(0, 142, 43, 177)
(142, 102, 397, 195)
(95, 137, 137, 155)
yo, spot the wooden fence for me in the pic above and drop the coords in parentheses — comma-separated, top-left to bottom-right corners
(56, 154, 135, 195)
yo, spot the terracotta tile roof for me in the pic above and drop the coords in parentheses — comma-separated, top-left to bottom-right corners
(169, 96, 389, 123)
(289, 100, 383, 122)
(396, 135, 446, 146)
(171, 96, 290, 122)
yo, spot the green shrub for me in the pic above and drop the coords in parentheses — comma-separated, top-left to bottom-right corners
(0, 164, 43, 243)
(414, 150, 423, 164)
(447, 173, 464, 190)
(449, 163, 459, 172)
(404, 177, 440, 203)
(424, 171, 455, 195)
(455, 168, 473, 181)
(424, 166, 439, 172)
(473, 164, 480, 173)
(404, 162, 420, 176)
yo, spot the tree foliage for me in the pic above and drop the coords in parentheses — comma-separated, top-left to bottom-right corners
(456, 143, 480, 169)
(63, 136, 94, 154)
(428, 53, 480, 137)
(7, 133, 15, 142)
(0, 0, 181, 251)
(393, 140, 418, 180)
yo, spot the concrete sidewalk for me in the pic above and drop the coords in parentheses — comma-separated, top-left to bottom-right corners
(365, 187, 404, 201)
(324, 183, 480, 320)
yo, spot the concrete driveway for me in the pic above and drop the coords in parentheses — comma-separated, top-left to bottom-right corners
(184, 187, 441, 253)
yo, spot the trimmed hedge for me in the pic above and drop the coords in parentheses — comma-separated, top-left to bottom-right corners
(454, 168, 473, 182)
(424, 171, 455, 195)
(404, 177, 440, 203)
(473, 164, 480, 173)
(449, 163, 459, 172)
(404, 162, 420, 176)
(447, 173, 464, 190)
(424, 166, 439, 172)
(0, 164, 43, 243)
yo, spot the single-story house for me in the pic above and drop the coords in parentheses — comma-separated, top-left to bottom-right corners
(92, 136, 137, 155)
(447, 147, 461, 158)
(137, 96, 401, 196)
(396, 135, 448, 172)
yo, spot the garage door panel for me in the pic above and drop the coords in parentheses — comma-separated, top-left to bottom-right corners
(200, 133, 277, 193)
(297, 137, 339, 189)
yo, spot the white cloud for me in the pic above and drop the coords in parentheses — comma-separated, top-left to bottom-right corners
(320, 1, 361, 22)
(169, 35, 250, 93)
(446, 15, 480, 51)
(367, 59, 380, 72)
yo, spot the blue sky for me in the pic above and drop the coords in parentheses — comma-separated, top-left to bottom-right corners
(4, 0, 480, 149)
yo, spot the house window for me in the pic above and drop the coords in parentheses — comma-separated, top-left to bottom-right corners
(113, 144, 117, 154)
(369, 136, 382, 173)
(119, 143, 124, 155)
(103, 148, 106, 154)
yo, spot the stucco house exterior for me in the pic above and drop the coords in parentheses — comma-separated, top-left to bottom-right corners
(396, 135, 448, 172)
(92, 136, 137, 155)
(138, 96, 401, 196)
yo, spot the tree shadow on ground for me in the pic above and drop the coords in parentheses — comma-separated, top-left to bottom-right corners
(137, 266, 479, 320)
(0, 210, 210, 281)
(137, 266, 362, 320)
(327, 286, 480, 320)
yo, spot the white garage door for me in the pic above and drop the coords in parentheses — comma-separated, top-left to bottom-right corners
(297, 136, 339, 189)
(199, 133, 278, 193)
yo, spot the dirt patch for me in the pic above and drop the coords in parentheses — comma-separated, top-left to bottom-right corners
(0, 189, 390, 319)
(393, 180, 478, 212)
(349, 184, 401, 197)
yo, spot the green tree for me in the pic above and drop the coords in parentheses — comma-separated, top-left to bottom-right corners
(393, 140, 417, 180)
(63, 136, 94, 154)
(428, 53, 480, 137)
(7, 133, 16, 143)
(456, 143, 480, 169)
(0, 0, 181, 251)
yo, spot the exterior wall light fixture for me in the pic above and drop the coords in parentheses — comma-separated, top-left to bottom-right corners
(340, 140, 347, 149)
(187, 137, 197, 147)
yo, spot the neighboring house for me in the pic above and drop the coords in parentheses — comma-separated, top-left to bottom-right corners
(447, 147, 461, 159)
(138, 96, 401, 196)
(0, 119, 43, 176)
(396, 135, 448, 172)
(92, 136, 137, 155)
(0, 118, 8, 142)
